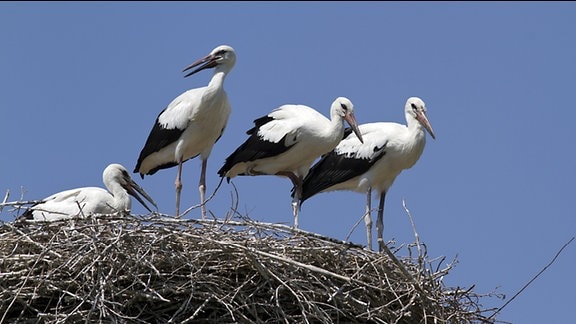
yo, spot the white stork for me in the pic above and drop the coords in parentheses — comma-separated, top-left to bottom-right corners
(21, 163, 157, 222)
(298, 97, 435, 251)
(218, 97, 364, 228)
(134, 45, 236, 218)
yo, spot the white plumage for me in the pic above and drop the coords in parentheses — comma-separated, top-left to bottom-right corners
(218, 96, 364, 228)
(134, 45, 236, 218)
(21, 163, 157, 222)
(299, 97, 435, 251)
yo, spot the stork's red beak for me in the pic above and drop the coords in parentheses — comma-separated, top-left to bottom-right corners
(344, 112, 364, 144)
(416, 110, 436, 140)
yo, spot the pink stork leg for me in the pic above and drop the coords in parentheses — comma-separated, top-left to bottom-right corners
(175, 161, 183, 217)
(277, 171, 302, 229)
(199, 158, 208, 219)
(364, 187, 373, 251)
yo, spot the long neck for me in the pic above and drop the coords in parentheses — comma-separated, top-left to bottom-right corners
(328, 114, 346, 143)
(209, 69, 227, 87)
(107, 182, 131, 212)
(406, 111, 425, 136)
(204, 70, 227, 100)
(404, 111, 427, 165)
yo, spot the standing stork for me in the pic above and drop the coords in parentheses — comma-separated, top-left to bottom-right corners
(134, 45, 236, 218)
(298, 97, 435, 251)
(218, 97, 364, 228)
(21, 163, 157, 222)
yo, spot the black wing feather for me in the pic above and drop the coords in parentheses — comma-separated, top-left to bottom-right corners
(134, 109, 185, 175)
(298, 142, 387, 204)
(248, 116, 274, 135)
(20, 207, 35, 220)
(218, 115, 295, 177)
(16, 199, 44, 222)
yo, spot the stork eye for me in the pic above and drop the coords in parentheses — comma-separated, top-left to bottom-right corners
(121, 170, 129, 178)
(340, 103, 348, 111)
(411, 103, 418, 110)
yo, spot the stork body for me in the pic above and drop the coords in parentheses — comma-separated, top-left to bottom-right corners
(299, 97, 435, 251)
(134, 45, 236, 218)
(22, 164, 157, 222)
(218, 97, 363, 228)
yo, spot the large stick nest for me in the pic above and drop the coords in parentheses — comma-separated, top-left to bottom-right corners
(1, 213, 497, 323)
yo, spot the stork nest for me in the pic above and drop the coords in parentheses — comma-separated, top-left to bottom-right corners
(0, 212, 498, 323)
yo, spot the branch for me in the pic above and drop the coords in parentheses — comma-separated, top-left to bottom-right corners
(180, 176, 225, 218)
(488, 236, 575, 320)
(0, 200, 40, 210)
(0, 189, 9, 213)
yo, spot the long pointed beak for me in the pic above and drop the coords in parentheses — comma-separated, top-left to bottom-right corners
(182, 53, 218, 78)
(344, 112, 364, 144)
(416, 110, 436, 140)
(124, 178, 158, 213)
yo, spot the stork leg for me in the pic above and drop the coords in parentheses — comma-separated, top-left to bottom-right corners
(365, 188, 373, 251)
(276, 171, 302, 229)
(292, 180, 303, 229)
(175, 161, 183, 217)
(376, 191, 386, 252)
(199, 158, 208, 220)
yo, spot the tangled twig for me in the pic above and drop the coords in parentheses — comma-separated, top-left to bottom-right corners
(0, 212, 497, 323)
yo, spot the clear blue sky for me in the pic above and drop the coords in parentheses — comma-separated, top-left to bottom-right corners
(1, 2, 575, 323)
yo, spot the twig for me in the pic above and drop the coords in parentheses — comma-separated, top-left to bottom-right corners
(0, 223, 64, 323)
(403, 198, 426, 276)
(180, 176, 225, 217)
(19, 186, 26, 201)
(379, 242, 427, 298)
(0, 200, 40, 210)
(225, 181, 240, 222)
(183, 295, 213, 323)
(1, 208, 498, 323)
(402, 199, 421, 257)
(345, 208, 372, 244)
(199, 235, 353, 283)
(0, 189, 9, 213)
(488, 236, 575, 320)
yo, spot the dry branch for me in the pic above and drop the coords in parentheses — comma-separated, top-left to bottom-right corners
(1, 213, 497, 323)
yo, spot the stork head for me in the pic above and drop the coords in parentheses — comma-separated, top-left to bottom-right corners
(104, 164, 158, 213)
(332, 97, 364, 144)
(406, 97, 436, 140)
(183, 45, 236, 77)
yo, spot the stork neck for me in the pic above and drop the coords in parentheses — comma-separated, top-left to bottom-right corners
(403, 113, 427, 150)
(406, 112, 422, 133)
(404, 113, 427, 158)
(107, 182, 131, 212)
(208, 70, 227, 89)
(202, 71, 225, 100)
(328, 115, 346, 142)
